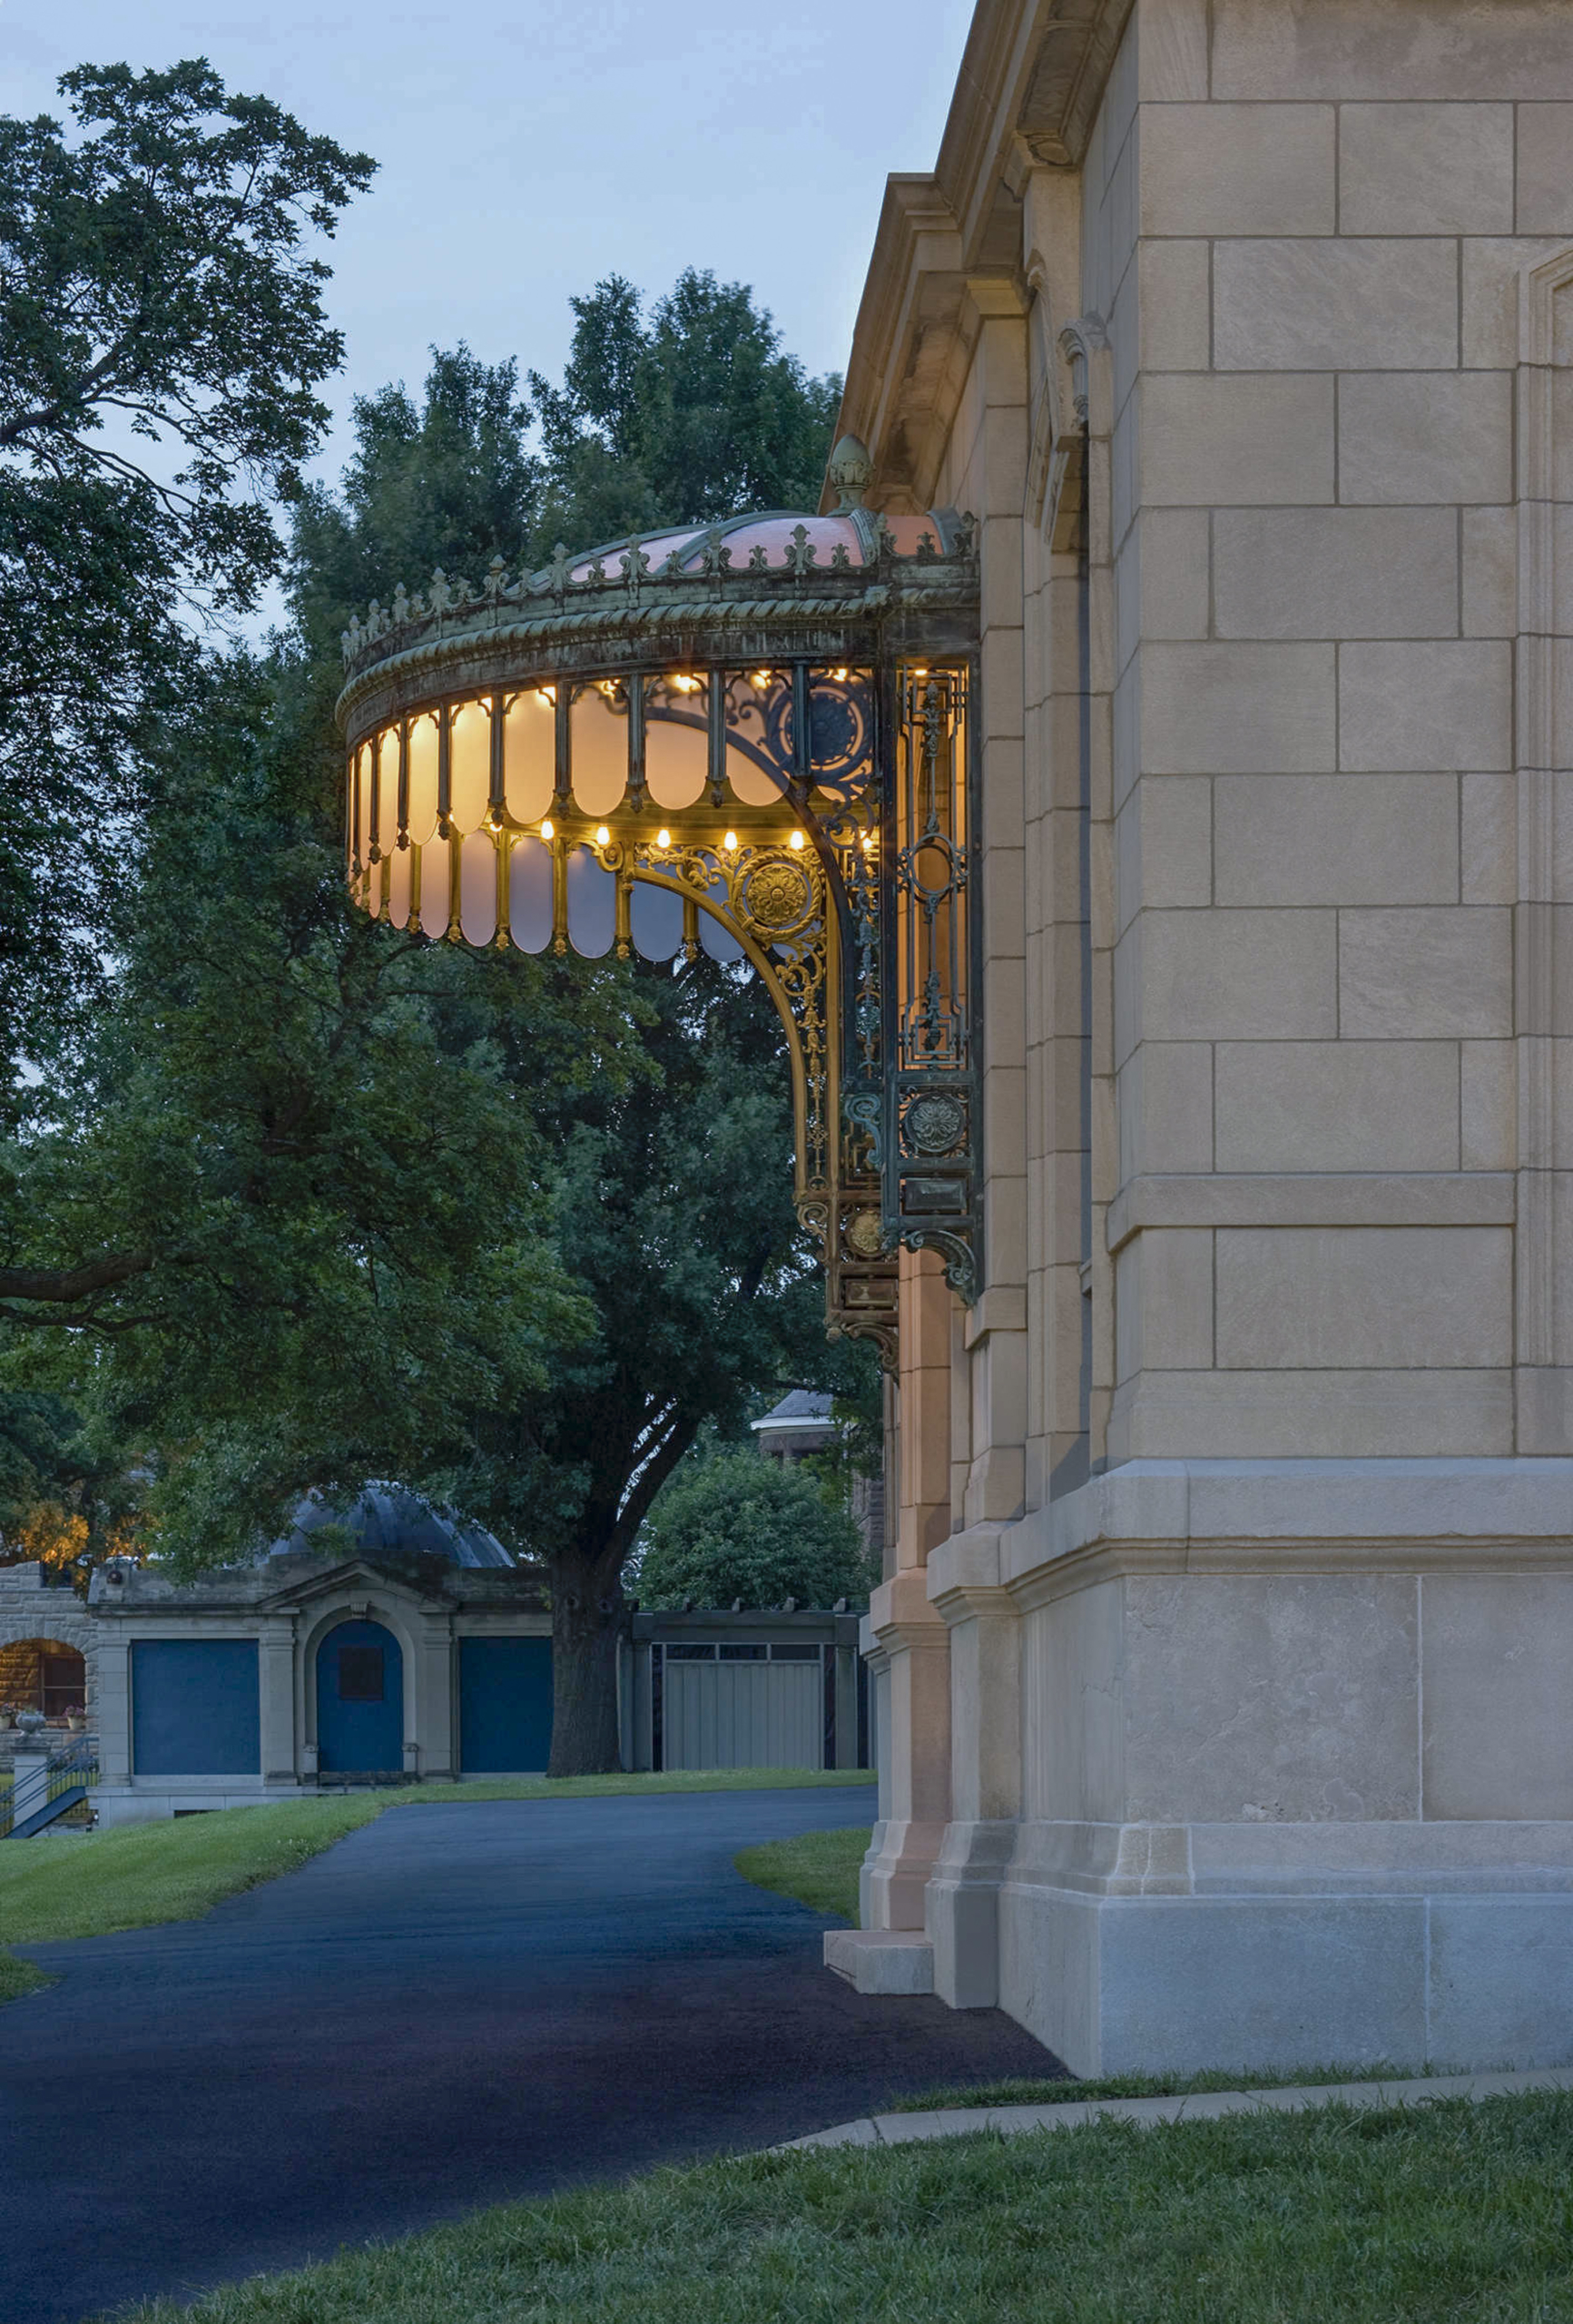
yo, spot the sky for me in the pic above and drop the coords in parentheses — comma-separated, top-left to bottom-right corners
(2, 0, 974, 491)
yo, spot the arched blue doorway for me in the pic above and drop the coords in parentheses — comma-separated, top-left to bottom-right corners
(316, 1619, 403, 1774)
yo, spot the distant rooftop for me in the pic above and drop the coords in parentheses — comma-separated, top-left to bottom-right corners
(752, 1391, 834, 1433)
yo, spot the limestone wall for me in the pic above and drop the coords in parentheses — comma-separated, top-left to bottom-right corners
(1107, 0, 1573, 1461)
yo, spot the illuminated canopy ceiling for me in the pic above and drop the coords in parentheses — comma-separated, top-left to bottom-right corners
(336, 439, 981, 1365)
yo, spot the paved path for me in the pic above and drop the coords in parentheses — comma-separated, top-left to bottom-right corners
(782, 2064, 1573, 2151)
(0, 1788, 1055, 2324)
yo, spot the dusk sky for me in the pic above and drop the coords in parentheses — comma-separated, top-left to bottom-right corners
(3, 0, 974, 487)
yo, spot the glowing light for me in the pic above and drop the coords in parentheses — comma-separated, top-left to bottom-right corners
(723, 830, 738, 852)
(540, 818, 555, 840)
(656, 828, 671, 848)
(595, 824, 610, 846)
(751, 669, 772, 688)
(671, 672, 701, 693)
(789, 830, 805, 852)
(909, 665, 928, 678)
(536, 685, 556, 704)
(831, 666, 850, 681)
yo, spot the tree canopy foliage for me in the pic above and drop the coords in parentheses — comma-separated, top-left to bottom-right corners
(0, 60, 372, 1087)
(0, 64, 868, 1765)
(635, 1449, 873, 1614)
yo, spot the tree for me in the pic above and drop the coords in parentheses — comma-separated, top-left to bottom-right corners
(288, 346, 539, 655)
(636, 1448, 872, 1613)
(1, 655, 596, 1571)
(426, 946, 879, 1775)
(0, 59, 372, 1127)
(530, 271, 841, 549)
(4, 289, 861, 1771)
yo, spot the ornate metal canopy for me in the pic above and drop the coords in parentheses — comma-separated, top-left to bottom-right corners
(336, 439, 981, 1366)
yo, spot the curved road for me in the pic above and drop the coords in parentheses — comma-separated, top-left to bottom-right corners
(1, 1788, 1056, 2323)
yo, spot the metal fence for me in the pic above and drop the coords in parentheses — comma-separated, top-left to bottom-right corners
(627, 1610, 869, 1773)
(1, 1739, 99, 1838)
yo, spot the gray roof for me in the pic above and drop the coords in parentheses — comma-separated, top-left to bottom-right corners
(752, 1391, 834, 1429)
(270, 1485, 514, 1570)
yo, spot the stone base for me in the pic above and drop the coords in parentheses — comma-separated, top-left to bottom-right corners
(919, 1460, 1573, 2076)
(825, 1928, 936, 1994)
(996, 1844, 1573, 2077)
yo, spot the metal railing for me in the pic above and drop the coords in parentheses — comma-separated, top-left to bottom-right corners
(0, 1740, 99, 1838)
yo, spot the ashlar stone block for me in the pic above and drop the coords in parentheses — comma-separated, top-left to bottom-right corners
(1214, 773, 1458, 906)
(1115, 1227, 1214, 1381)
(1518, 104, 1573, 234)
(1136, 0, 1209, 102)
(1123, 1573, 1421, 1824)
(1214, 1226, 1512, 1369)
(1136, 507, 1209, 639)
(1214, 508, 1458, 639)
(1137, 372, 1334, 507)
(1214, 240, 1459, 371)
(1212, 0, 1573, 101)
(1136, 241, 1212, 372)
(1337, 372, 1512, 507)
(1116, 1041, 1214, 1180)
(1116, 775, 1211, 929)
(1142, 641, 1335, 773)
(1139, 104, 1335, 238)
(1214, 1040, 1460, 1172)
(1339, 907, 1513, 1039)
(1422, 1575, 1573, 1820)
(1460, 1039, 1516, 1170)
(1339, 103, 1513, 234)
(1462, 507, 1518, 635)
(1125, 909, 1337, 1048)
(1339, 643, 1512, 773)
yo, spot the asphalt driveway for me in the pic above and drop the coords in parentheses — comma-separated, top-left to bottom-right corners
(1, 1787, 1057, 2323)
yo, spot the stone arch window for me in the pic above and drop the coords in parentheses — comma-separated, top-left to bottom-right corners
(0, 1637, 86, 1720)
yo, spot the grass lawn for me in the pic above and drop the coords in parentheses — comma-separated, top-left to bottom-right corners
(0, 1768, 872, 1987)
(110, 2091, 1573, 2322)
(734, 1823, 868, 1924)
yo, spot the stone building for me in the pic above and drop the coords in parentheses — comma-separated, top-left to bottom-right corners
(828, 0, 1573, 2075)
(0, 1563, 94, 1771)
(324, 0, 1573, 2075)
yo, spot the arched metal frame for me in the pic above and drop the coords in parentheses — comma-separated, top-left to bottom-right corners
(337, 510, 982, 1367)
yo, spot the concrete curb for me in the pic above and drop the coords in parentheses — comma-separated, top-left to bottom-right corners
(776, 2064, 1573, 2152)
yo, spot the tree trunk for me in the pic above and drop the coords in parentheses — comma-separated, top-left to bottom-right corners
(546, 1548, 627, 1777)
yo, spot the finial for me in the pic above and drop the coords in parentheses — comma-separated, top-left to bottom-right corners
(828, 432, 874, 512)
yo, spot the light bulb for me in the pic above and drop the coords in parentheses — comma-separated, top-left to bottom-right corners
(723, 830, 738, 852)
(596, 825, 611, 846)
(540, 818, 554, 840)
(656, 828, 671, 848)
(790, 830, 805, 852)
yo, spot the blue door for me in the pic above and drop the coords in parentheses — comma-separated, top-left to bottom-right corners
(316, 1620, 402, 1773)
(459, 1638, 554, 1772)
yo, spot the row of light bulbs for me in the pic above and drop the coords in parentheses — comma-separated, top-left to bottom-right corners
(530, 820, 810, 853)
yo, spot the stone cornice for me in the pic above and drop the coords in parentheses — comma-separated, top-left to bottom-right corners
(826, 0, 1134, 512)
(938, 0, 1135, 231)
